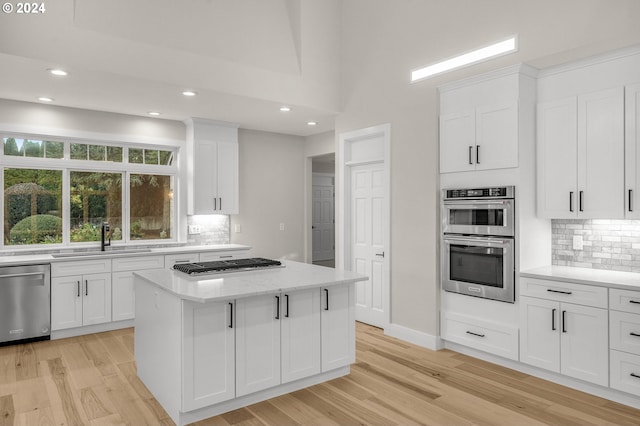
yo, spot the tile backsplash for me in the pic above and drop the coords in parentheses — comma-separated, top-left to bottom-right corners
(552, 219, 640, 272)
(187, 215, 229, 245)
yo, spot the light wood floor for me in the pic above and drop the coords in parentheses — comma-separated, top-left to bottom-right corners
(1, 323, 639, 425)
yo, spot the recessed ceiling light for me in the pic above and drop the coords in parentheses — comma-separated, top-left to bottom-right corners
(279, 106, 291, 112)
(38, 97, 54, 102)
(307, 121, 317, 126)
(48, 69, 68, 76)
(411, 36, 518, 82)
(182, 91, 197, 97)
(148, 111, 161, 116)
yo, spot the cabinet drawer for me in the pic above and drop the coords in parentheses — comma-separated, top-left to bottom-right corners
(520, 277, 607, 308)
(112, 255, 164, 272)
(441, 311, 518, 360)
(610, 310, 640, 355)
(165, 253, 200, 270)
(610, 288, 640, 314)
(610, 350, 640, 397)
(52, 259, 111, 277)
(199, 250, 250, 262)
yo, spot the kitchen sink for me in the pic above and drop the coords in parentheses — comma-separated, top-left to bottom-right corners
(51, 248, 152, 258)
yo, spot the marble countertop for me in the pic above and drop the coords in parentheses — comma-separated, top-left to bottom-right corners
(134, 260, 369, 303)
(0, 244, 251, 267)
(520, 265, 640, 291)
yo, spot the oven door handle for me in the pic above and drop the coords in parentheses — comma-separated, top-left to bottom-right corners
(443, 200, 510, 207)
(443, 235, 510, 245)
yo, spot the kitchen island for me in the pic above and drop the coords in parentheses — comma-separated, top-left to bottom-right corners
(133, 260, 367, 426)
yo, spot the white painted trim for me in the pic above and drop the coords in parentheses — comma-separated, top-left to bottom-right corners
(51, 319, 134, 340)
(444, 341, 640, 410)
(438, 63, 538, 93)
(537, 43, 640, 77)
(385, 323, 444, 351)
(338, 123, 391, 329)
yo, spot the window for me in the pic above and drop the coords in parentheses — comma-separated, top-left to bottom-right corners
(1, 135, 177, 248)
(4, 168, 63, 245)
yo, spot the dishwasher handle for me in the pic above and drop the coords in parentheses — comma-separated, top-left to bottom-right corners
(0, 272, 46, 280)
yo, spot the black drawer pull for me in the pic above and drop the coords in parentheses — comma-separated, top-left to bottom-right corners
(547, 289, 572, 295)
(631, 373, 640, 379)
(466, 331, 485, 338)
(630, 300, 640, 305)
(630, 332, 640, 337)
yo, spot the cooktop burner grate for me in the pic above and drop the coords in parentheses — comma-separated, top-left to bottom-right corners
(172, 257, 283, 275)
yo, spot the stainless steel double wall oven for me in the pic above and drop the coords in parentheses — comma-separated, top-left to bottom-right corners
(441, 186, 515, 303)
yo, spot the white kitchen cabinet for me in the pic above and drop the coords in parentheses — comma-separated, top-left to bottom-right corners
(51, 273, 112, 330)
(112, 255, 164, 321)
(440, 103, 518, 173)
(182, 300, 235, 411)
(609, 287, 640, 397)
(235, 293, 281, 397)
(198, 249, 250, 262)
(537, 87, 624, 218)
(520, 294, 608, 387)
(281, 288, 321, 383)
(186, 118, 239, 215)
(321, 283, 355, 371)
(164, 253, 200, 270)
(625, 83, 640, 218)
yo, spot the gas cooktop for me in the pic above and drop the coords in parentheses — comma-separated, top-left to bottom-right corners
(172, 257, 283, 276)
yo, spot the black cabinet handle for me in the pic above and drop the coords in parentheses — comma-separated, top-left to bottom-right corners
(569, 192, 574, 212)
(219, 198, 222, 211)
(630, 300, 640, 305)
(77, 280, 80, 298)
(631, 373, 640, 379)
(630, 189, 634, 212)
(476, 145, 480, 164)
(275, 295, 280, 319)
(579, 191, 584, 212)
(468, 146, 473, 165)
(85, 279, 88, 296)
(630, 332, 640, 337)
(324, 288, 329, 311)
(466, 331, 485, 338)
(547, 289, 572, 295)
(285, 294, 289, 318)
(228, 302, 233, 328)
(552, 308, 556, 331)
(213, 197, 217, 210)
(562, 310, 567, 333)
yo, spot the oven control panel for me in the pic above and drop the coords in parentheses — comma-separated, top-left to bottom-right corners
(444, 186, 514, 200)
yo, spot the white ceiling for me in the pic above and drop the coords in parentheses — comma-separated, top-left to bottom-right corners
(0, 0, 341, 136)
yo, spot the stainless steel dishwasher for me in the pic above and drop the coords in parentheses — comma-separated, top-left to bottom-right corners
(0, 264, 51, 345)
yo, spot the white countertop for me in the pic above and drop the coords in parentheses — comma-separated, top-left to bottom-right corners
(0, 244, 251, 267)
(521, 265, 640, 291)
(134, 260, 369, 303)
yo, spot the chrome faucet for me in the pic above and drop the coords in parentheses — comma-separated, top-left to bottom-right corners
(101, 222, 111, 251)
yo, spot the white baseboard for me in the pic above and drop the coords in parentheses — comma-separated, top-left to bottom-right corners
(51, 319, 133, 340)
(384, 323, 443, 350)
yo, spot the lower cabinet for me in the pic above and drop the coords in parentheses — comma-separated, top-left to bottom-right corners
(520, 295, 608, 386)
(112, 255, 165, 321)
(51, 273, 112, 330)
(321, 284, 355, 371)
(609, 288, 640, 397)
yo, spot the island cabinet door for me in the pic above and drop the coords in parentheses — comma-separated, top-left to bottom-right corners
(281, 288, 321, 384)
(321, 283, 355, 372)
(182, 300, 235, 411)
(235, 294, 281, 397)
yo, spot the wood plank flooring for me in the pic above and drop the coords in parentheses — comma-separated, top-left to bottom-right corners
(0, 322, 639, 425)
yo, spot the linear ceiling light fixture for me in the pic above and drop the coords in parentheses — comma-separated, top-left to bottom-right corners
(410, 36, 518, 83)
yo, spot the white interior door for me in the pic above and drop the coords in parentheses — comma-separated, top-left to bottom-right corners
(350, 162, 386, 327)
(312, 178, 335, 262)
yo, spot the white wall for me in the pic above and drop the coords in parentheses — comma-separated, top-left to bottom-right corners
(230, 129, 306, 260)
(337, 0, 640, 337)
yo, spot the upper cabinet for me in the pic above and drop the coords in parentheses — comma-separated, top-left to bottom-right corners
(185, 118, 239, 215)
(439, 64, 536, 174)
(537, 88, 624, 219)
(536, 47, 640, 219)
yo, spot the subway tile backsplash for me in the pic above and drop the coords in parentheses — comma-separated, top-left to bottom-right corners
(186, 214, 229, 245)
(552, 219, 640, 272)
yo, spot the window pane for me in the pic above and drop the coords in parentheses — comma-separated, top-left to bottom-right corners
(89, 145, 106, 161)
(144, 149, 159, 165)
(3, 137, 24, 156)
(24, 140, 44, 158)
(70, 171, 122, 242)
(129, 148, 143, 164)
(4, 168, 63, 245)
(130, 174, 173, 240)
(107, 146, 123, 162)
(159, 150, 174, 165)
(44, 141, 64, 159)
(70, 143, 88, 160)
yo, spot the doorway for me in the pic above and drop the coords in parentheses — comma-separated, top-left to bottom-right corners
(312, 154, 335, 268)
